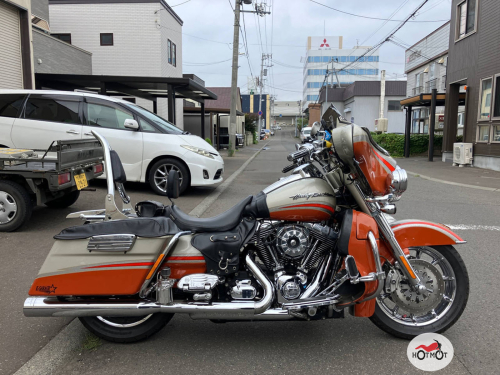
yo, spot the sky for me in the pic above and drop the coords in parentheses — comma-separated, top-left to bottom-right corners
(171, 0, 452, 101)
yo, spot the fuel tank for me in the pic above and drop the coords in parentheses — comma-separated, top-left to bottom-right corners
(262, 174, 336, 222)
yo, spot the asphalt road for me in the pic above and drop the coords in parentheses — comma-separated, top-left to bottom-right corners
(4, 129, 499, 374)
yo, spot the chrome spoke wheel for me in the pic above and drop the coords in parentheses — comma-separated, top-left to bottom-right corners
(0, 191, 17, 225)
(153, 164, 183, 193)
(377, 246, 457, 327)
(96, 315, 153, 328)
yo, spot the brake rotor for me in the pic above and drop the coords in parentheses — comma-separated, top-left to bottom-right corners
(390, 259, 445, 315)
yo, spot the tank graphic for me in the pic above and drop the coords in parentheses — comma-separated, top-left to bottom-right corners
(264, 176, 336, 222)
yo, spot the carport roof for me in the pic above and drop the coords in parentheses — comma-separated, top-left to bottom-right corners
(35, 73, 217, 103)
(400, 92, 466, 107)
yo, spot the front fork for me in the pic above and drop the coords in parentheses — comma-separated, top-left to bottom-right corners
(347, 182, 425, 292)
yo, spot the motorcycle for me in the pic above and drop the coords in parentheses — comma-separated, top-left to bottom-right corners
(24, 120, 469, 343)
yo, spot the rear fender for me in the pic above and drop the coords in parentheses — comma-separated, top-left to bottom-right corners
(391, 220, 465, 249)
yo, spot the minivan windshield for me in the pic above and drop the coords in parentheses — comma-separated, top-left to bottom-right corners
(125, 103, 182, 134)
(303, 130, 311, 135)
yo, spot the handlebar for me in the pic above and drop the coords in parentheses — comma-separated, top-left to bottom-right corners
(287, 148, 310, 162)
(282, 163, 298, 173)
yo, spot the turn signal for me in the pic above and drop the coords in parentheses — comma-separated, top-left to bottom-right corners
(58, 172, 71, 185)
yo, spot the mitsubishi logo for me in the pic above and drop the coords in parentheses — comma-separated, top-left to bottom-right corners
(320, 38, 329, 47)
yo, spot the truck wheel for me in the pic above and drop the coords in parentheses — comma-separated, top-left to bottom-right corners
(79, 313, 174, 343)
(45, 190, 80, 208)
(0, 180, 32, 232)
(148, 158, 189, 196)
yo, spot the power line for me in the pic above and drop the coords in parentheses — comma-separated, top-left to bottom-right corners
(170, 0, 191, 7)
(183, 58, 232, 66)
(309, 0, 450, 22)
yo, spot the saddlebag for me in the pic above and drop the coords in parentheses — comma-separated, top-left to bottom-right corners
(191, 218, 256, 275)
(29, 217, 179, 297)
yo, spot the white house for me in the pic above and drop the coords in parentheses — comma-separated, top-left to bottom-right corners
(48, 0, 184, 127)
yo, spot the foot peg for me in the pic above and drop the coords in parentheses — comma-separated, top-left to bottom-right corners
(282, 295, 339, 310)
(345, 256, 359, 280)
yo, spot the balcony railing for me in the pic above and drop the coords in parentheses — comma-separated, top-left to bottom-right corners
(425, 78, 438, 92)
(412, 86, 424, 96)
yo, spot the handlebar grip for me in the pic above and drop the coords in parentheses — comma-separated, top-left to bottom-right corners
(287, 148, 310, 162)
(282, 163, 298, 173)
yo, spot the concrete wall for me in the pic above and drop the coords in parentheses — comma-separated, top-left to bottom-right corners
(32, 0, 49, 22)
(183, 113, 210, 139)
(346, 96, 406, 133)
(33, 29, 92, 74)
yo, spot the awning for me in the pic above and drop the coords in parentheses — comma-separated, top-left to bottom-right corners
(400, 92, 466, 107)
(35, 73, 217, 103)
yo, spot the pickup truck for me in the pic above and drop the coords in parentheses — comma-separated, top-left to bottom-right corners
(0, 138, 104, 231)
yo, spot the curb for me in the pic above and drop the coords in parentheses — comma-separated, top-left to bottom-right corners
(188, 142, 269, 217)
(14, 319, 86, 375)
(406, 170, 500, 192)
(14, 142, 269, 375)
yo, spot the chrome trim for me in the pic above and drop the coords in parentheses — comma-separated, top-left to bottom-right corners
(282, 295, 339, 310)
(391, 167, 408, 194)
(231, 280, 257, 300)
(87, 234, 136, 253)
(24, 254, 274, 318)
(177, 274, 220, 292)
(189, 309, 293, 321)
(139, 231, 191, 298)
(455, 240, 467, 244)
(300, 252, 331, 299)
(97, 314, 153, 328)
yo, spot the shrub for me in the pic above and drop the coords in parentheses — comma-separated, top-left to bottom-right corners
(370, 133, 461, 157)
(205, 138, 212, 146)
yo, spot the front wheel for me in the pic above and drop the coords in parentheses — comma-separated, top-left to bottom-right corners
(148, 158, 189, 196)
(79, 313, 174, 343)
(370, 245, 469, 339)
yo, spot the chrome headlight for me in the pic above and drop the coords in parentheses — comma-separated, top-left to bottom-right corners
(181, 145, 215, 159)
(391, 166, 408, 195)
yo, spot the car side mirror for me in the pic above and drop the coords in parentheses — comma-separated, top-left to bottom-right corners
(124, 119, 139, 130)
(167, 170, 180, 199)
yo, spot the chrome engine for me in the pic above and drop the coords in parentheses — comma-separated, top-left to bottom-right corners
(252, 222, 338, 301)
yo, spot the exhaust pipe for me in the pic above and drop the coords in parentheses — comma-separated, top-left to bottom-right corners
(24, 254, 275, 319)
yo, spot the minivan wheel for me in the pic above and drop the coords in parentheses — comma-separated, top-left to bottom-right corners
(148, 158, 189, 196)
(0, 180, 32, 232)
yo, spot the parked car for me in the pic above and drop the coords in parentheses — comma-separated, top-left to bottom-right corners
(260, 129, 267, 140)
(277, 126, 282, 130)
(0, 90, 224, 196)
(270, 129, 275, 136)
(300, 126, 312, 143)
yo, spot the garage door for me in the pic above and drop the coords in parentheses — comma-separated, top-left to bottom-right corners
(0, 1, 23, 89)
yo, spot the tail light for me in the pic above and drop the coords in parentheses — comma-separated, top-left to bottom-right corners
(94, 163, 103, 174)
(58, 172, 71, 185)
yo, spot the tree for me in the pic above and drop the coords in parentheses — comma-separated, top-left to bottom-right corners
(296, 117, 309, 132)
(245, 113, 259, 143)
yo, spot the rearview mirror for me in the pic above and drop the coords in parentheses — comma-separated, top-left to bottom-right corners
(310, 121, 321, 137)
(167, 170, 180, 199)
(124, 119, 139, 130)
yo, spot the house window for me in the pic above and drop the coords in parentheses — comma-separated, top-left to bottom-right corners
(100, 33, 113, 46)
(52, 33, 71, 44)
(172, 43, 176, 67)
(478, 77, 492, 121)
(493, 75, 500, 119)
(168, 39, 172, 64)
(456, 0, 477, 40)
(388, 101, 402, 111)
(477, 125, 489, 142)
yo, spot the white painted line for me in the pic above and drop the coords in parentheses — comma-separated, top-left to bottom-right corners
(445, 224, 500, 231)
(406, 170, 500, 192)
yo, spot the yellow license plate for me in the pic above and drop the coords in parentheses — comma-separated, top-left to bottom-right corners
(74, 173, 88, 190)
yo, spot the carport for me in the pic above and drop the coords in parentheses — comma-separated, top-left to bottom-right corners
(400, 91, 466, 159)
(183, 106, 244, 151)
(34, 73, 218, 139)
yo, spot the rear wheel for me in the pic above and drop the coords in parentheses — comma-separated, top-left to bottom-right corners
(0, 180, 32, 232)
(79, 313, 174, 343)
(45, 190, 80, 208)
(370, 245, 469, 339)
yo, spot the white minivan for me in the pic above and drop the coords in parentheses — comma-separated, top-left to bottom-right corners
(0, 90, 224, 195)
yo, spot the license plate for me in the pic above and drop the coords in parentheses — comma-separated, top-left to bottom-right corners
(74, 173, 88, 190)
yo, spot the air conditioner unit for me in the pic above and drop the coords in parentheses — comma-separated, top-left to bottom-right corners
(453, 143, 473, 166)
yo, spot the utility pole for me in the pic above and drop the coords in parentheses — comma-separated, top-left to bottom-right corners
(228, 1, 241, 156)
(258, 53, 272, 135)
(228, 2, 270, 154)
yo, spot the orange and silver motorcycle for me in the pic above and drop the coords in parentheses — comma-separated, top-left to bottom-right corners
(24, 121, 469, 343)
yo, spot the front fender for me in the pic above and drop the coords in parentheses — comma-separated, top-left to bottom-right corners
(391, 220, 465, 249)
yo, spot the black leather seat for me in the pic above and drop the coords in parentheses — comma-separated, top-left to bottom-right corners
(169, 196, 253, 232)
(54, 217, 179, 240)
